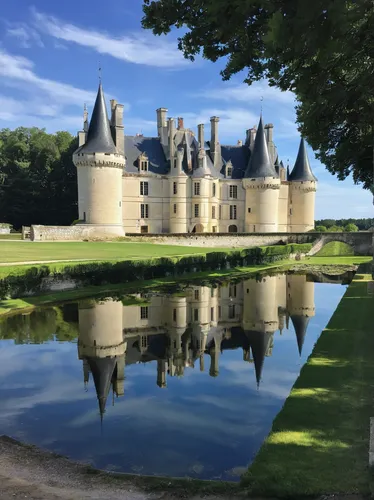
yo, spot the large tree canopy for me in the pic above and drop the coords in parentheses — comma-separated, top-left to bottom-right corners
(142, 0, 374, 189)
(0, 128, 78, 229)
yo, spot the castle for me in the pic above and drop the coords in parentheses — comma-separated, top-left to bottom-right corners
(77, 273, 315, 417)
(73, 84, 317, 236)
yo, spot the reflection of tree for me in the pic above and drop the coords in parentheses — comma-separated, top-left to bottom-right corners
(0, 305, 79, 344)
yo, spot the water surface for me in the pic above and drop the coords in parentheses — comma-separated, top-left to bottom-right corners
(0, 273, 347, 480)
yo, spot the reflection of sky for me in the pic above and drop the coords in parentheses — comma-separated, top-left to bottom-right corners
(0, 281, 347, 480)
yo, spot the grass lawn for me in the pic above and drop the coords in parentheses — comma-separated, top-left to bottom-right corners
(0, 241, 233, 264)
(315, 240, 354, 257)
(0, 233, 22, 240)
(243, 270, 374, 496)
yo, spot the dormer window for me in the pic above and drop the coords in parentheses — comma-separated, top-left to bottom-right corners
(227, 167, 232, 177)
(138, 154, 149, 172)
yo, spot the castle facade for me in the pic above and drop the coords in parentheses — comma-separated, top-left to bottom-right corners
(73, 84, 317, 236)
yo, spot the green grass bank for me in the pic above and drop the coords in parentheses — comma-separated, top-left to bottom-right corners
(315, 240, 355, 257)
(243, 269, 374, 496)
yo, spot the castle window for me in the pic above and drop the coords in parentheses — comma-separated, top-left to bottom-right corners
(140, 181, 149, 196)
(212, 183, 216, 197)
(248, 207, 251, 213)
(211, 288, 214, 298)
(194, 182, 200, 196)
(173, 182, 177, 194)
(140, 160, 148, 171)
(141, 336, 148, 348)
(141, 203, 149, 218)
(173, 203, 177, 214)
(290, 208, 293, 215)
(211, 307, 214, 321)
(173, 308, 177, 322)
(141, 225, 148, 233)
(194, 309, 199, 321)
(228, 305, 236, 319)
(212, 226, 217, 233)
(174, 158, 177, 168)
(227, 167, 233, 177)
(140, 307, 148, 319)
(194, 204, 199, 217)
(194, 289, 200, 300)
(212, 206, 216, 219)
(229, 285, 237, 298)
(229, 185, 237, 199)
(230, 205, 237, 220)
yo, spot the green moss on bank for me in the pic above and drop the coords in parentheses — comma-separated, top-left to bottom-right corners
(243, 270, 374, 496)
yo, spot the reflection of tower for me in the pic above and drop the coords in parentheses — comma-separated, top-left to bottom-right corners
(157, 359, 167, 388)
(286, 274, 315, 355)
(242, 276, 279, 386)
(167, 296, 187, 377)
(77, 299, 125, 419)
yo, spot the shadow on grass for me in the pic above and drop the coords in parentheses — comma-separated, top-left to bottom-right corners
(242, 277, 374, 497)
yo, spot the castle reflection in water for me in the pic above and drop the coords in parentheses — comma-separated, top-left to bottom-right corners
(78, 273, 315, 418)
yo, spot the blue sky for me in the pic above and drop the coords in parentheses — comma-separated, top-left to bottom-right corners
(0, 0, 372, 219)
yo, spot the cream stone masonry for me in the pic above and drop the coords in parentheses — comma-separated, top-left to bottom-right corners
(72, 84, 317, 236)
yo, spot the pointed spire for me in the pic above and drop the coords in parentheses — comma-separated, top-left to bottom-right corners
(245, 116, 278, 178)
(274, 155, 280, 175)
(291, 315, 310, 356)
(246, 330, 272, 388)
(78, 84, 117, 155)
(289, 138, 317, 182)
(86, 357, 117, 419)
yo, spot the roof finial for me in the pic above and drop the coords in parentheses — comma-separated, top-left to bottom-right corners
(260, 95, 263, 115)
(98, 62, 102, 84)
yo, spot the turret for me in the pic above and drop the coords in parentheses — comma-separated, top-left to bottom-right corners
(289, 138, 317, 232)
(73, 84, 125, 237)
(169, 143, 188, 233)
(242, 116, 280, 232)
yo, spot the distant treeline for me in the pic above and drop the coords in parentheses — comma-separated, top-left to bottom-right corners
(315, 219, 373, 231)
(0, 127, 78, 230)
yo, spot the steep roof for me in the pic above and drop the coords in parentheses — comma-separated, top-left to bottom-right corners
(244, 116, 278, 179)
(86, 356, 116, 417)
(288, 138, 317, 182)
(78, 84, 118, 155)
(221, 145, 250, 179)
(124, 136, 169, 175)
(245, 330, 273, 387)
(291, 315, 310, 356)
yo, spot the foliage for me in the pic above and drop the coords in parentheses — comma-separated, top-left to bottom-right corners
(142, 1, 374, 189)
(315, 241, 354, 257)
(315, 225, 327, 232)
(328, 225, 343, 233)
(243, 273, 374, 495)
(0, 244, 312, 300)
(344, 223, 359, 232)
(0, 127, 78, 229)
(315, 218, 374, 230)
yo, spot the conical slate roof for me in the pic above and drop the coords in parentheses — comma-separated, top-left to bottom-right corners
(291, 315, 310, 356)
(288, 138, 317, 182)
(86, 356, 117, 417)
(246, 330, 272, 387)
(78, 84, 118, 155)
(245, 117, 278, 178)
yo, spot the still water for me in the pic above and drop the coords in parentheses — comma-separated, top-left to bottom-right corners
(0, 273, 348, 480)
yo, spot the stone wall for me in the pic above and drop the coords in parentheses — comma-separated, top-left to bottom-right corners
(126, 232, 316, 248)
(0, 227, 11, 234)
(30, 225, 123, 241)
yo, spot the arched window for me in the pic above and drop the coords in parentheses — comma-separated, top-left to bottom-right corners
(228, 224, 238, 233)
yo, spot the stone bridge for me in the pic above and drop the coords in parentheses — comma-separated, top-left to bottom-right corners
(308, 231, 372, 256)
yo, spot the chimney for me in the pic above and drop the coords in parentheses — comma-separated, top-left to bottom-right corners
(110, 102, 125, 155)
(156, 108, 168, 137)
(168, 118, 176, 163)
(198, 124, 205, 149)
(265, 123, 274, 143)
(83, 104, 89, 133)
(210, 116, 221, 168)
(237, 139, 243, 146)
(177, 117, 184, 130)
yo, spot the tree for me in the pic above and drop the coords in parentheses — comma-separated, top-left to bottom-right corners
(328, 225, 343, 232)
(315, 225, 327, 232)
(345, 223, 359, 232)
(142, 0, 374, 189)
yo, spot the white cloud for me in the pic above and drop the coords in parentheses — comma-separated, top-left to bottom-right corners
(6, 23, 44, 49)
(199, 81, 296, 106)
(32, 9, 190, 69)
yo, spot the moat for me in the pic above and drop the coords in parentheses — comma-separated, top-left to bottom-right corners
(0, 272, 349, 480)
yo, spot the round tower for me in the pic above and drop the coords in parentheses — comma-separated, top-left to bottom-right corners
(243, 116, 280, 233)
(73, 84, 125, 237)
(169, 143, 188, 233)
(288, 138, 317, 232)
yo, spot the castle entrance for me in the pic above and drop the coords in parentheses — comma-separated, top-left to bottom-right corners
(228, 225, 238, 233)
(192, 224, 204, 233)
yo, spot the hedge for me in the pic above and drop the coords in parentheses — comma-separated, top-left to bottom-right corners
(0, 243, 312, 300)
